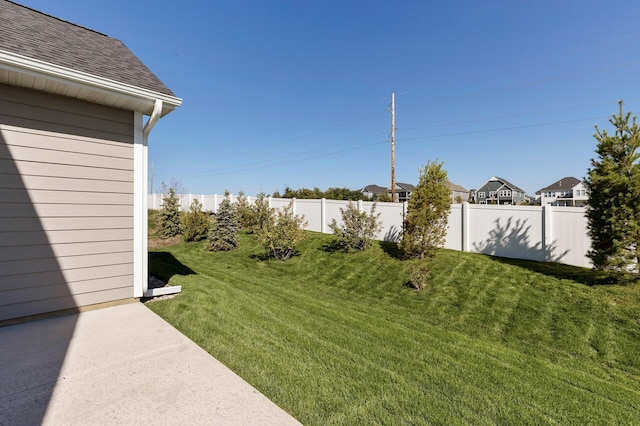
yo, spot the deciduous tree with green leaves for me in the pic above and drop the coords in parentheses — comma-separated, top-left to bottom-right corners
(585, 101, 640, 275)
(329, 202, 382, 252)
(401, 160, 451, 259)
(256, 200, 307, 261)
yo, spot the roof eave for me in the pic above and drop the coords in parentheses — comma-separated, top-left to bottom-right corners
(0, 49, 182, 117)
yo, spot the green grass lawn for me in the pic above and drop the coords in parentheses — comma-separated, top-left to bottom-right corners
(147, 231, 640, 425)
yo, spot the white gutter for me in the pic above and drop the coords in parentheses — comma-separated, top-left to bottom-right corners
(142, 99, 182, 298)
(0, 50, 182, 115)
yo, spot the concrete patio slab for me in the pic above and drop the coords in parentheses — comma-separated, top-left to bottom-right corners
(0, 302, 302, 425)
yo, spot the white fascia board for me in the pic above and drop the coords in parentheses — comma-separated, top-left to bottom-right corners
(0, 49, 182, 116)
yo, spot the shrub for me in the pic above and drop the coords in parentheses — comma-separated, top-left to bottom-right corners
(236, 191, 255, 230)
(257, 201, 307, 260)
(159, 188, 182, 238)
(252, 192, 272, 234)
(408, 262, 430, 290)
(181, 199, 210, 242)
(329, 202, 382, 251)
(208, 192, 239, 251)
(401, 160, 451, 259)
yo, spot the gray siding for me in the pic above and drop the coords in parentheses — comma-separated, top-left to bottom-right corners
(0, 84, 135, 321)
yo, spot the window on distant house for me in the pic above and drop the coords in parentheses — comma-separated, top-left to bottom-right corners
(489, 191, 496, 198)
(499, 190, 511, 197)
(478, 191, 485, 198)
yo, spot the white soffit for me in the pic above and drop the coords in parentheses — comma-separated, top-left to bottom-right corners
(0, 50, 182, 117)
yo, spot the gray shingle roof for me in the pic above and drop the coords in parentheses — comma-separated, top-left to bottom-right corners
(536, 177, 581, 194)
(491, 176, 526, 193)
(0, 0, 175, 96)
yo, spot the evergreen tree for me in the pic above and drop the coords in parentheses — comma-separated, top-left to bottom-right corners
(181, 199, 209, 242)
(235, 191, 255, 230)
(400, 160, 451, 259)
(208, 192, 239, 251)
(585, 101, 640, 275)
(159, 188, 182, 238)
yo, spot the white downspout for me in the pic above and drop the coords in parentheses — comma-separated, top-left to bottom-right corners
(141, 99, 182, 298)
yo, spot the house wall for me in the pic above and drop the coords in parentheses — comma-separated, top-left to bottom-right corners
(0, 84, 135, 321)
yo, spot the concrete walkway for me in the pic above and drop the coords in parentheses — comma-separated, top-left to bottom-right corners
(0, 302, 302, 425)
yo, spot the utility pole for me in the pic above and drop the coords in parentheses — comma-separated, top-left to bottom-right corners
(390, 92, 396, 202)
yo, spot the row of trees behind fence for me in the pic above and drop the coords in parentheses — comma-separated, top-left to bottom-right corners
(149, 193, 591, 269)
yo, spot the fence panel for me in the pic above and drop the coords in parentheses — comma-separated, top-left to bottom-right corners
(467, 204, 544, 262)
(550, 207, 591, 268)
(295, 199, 323, 232)
(148, 194, 593, 268)
(445, 204, 463, 251)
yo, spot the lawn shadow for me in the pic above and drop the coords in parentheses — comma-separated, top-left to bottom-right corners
(491, 256, 620, 286)
(249, 250, 303, 261)
(379, 240, 403, 259)
(148, 251, 196, 284)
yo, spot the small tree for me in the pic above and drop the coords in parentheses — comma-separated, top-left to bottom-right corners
(329, 202, 382, 251)
(159, 188, 182, 238)
(257, 201, 307, 261)
(208, 192, 239, 251)
(181, 199, 209, 242)
(401, 160, 451, 259)
(585, 101, 640, 275)
(252, 192, 272, 234)
(235, 191, 255, 230)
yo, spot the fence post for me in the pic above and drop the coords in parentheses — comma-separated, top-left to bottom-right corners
(543, 205, 553, 262)
(462, 202, 469, 252)
(213, 194, 218, 213)
(268, 196, 272, 208)
(292, 198, 297, 215)
(321, 198, 326, 234)
(357, 199, 363, 212)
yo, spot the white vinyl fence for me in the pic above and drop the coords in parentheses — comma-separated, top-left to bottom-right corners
(148, 194, 592, 268)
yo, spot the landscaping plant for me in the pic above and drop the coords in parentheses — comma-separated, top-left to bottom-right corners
(401, 160, 451, 259)
(585, 100, 640, 276)
(256, 200, 307, 260)
(159, 187, 182, 238)
(181, 199, 209, 242)
(208, 192, 239, 251)
(235, 191, 255, 230)
(329, 201, 382, 251)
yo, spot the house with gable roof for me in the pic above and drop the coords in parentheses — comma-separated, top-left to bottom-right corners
(475, 176, 528, 205)
(536, 177, 588, 207)
(0, 0, 181, 322)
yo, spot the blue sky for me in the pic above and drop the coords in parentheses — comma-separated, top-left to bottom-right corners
(18, 0, 640, 196)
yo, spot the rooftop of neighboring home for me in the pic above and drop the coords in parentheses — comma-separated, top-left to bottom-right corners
(535, 177, 583, 195)
(481, 176, 526, 193)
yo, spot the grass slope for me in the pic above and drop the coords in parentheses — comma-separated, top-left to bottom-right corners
(147, 231, 640, 425)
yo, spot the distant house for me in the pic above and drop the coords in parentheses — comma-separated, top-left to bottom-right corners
(536, 177, 588, 207)
(0, 1, 181, 322)
(448, 182, 469, 203)
(475, 176, 527, 205)
(362, 181, 467, 203)
(361, 184, 388, 199)
(391, 182, 415, 202)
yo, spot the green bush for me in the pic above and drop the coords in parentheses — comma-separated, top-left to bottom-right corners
(181, 199, 209, 242)
(251, 192, 272, 234)
(401, 160, 451, 259)
(408, 262, 430, 290)
(256, 201, 307, 260)
(235, 191, 255, 230)
(208, 192, 239, 251)
(159, 188, 182, 238)
(329, 202, 382, 251)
